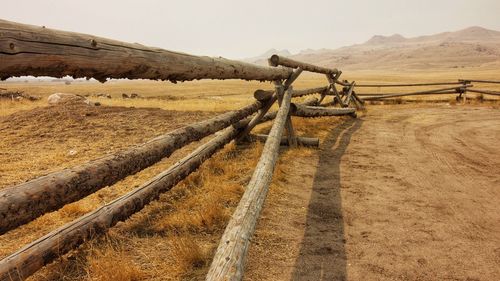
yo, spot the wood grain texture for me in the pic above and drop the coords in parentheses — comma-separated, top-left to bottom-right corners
(250, 134, 319, 147)
(268, 54, 338, 75)
(292, 104, 356, 118)
(0, 19, 292, 82)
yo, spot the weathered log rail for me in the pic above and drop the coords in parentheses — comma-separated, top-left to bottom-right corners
(335, 78, 500, 103)
(361, 85, 472, 100)
(0, 19, 292, 82)
(269, 54, 339, 75)
(459, 79, 500, 84)
(352, 81, 463, 87)
(466, 88, 500, 96)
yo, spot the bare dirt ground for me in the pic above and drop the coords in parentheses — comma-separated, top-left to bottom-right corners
(245, 104, 500, 281)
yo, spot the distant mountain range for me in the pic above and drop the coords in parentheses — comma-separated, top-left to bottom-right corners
(244, 26, 500, 70)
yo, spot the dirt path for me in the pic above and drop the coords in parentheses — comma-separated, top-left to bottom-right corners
(244, 104, 500, 281)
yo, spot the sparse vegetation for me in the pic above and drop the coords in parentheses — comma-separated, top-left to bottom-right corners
(0, 69, 499, 280)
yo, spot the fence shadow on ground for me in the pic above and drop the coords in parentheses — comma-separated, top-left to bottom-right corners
(292, 117, 362, 281)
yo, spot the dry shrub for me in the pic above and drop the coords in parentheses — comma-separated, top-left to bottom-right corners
(182, 172, 205, 189)
(85, 242, 146, 281)
(205, 157, 226, 175)
(169, 236, 208, 273)
(156, 199, 228, 233)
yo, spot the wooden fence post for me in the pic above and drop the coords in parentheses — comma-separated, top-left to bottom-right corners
(343, 81, 355, 107)
(236, 68, 303, 142)
(326, 73, 345, 106)
(462, 80, 468, 104)
(275, 83, 297, 147)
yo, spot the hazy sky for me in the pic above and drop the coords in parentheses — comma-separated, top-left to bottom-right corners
(1, 0, 500, 59)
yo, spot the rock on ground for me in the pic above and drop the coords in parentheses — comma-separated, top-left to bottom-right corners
(47, 93, 99, 106)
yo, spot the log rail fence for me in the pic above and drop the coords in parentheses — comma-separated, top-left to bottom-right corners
(0, 19, 357, 281)
(0, 19, 498, 281)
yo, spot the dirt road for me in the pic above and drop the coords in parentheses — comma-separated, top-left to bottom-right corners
(244, 104, 500, 281)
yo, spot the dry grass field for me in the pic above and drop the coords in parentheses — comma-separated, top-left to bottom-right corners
(0, 68, 499, 280)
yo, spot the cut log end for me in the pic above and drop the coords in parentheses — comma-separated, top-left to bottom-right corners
(253, 89, 274, 101)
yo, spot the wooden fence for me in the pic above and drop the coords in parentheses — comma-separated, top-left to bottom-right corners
(336, 79, 500, 102)
(0, 18, 498, 281)
(0, 19, 359, 281)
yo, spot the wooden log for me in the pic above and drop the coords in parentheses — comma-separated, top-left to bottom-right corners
(459, 79, 500, 84)
(332, 83, 345, 105)
(258, 97, 319, 123)
(353, 81, 463, 87)
(361, 85, 472, 100)
(268, 54, 339, 75)
(253, 89, 274, 101)
(236, 68, 303, 141)
(335, 80, 350, 87)
(364, 90, 460, 100)
(351, 91, 365, 105)
(461, 81, 468, 103)
(343, 82, 355, 107)
(326, 74, 346, 106)
(206, 84, 293, 281)
(317, 85, 329, 104)
(275, 85, 297, 147)
(0, 101, 262, 235)
(291, 86, 329, 97)
(0, 19, 292, 82)
(250, 134, 319, 147)
(0, 126, 241, 281)
(253, 86, 327, 100)
(466, 89, 500, 96)
(292, 104, 356, 118)
(300, 96, 321, 106)
(266, 65, 302, 148)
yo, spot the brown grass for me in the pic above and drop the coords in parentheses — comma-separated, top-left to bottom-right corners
(168, 236, 209, 273)
(85, 242, 147, 281)
(0, 68, 499, 280)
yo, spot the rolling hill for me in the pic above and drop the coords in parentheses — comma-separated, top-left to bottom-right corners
(245, 26, 500, 70)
